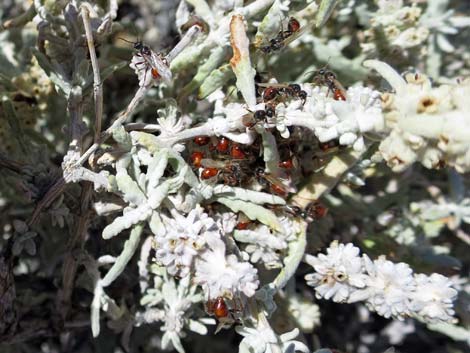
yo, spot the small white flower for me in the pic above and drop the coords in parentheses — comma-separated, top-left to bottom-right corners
(392, 27, 429, 48)
(158, 276, 208, 353)
(153, 206, 219, 278)
(304, 242, 366, 302)
(129, 55, 156, 87)
(236, 326, 309, 353)
(235, 224, 288, 269)
(194, 233, 259, 298)
(409, 273, 458, 323)
(359, 256, 416, 320)
(156, 101, 188, 152)
(287, 293, 321, 332)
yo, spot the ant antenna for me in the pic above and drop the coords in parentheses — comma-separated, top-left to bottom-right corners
(322, 56, 332, 70)
(117, 37, 135, 44)
(118, 22, 144, 46)
(303, 69, 318, 78)
(303, 57, 333, 78)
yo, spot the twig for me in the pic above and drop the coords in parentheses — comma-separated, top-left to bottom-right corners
(58, 3, 107, 322)
(81, 3, 103, 143)
(58, 184, 93, 320)
(0, 153, 26, 174)
(28, 178, 66, 226)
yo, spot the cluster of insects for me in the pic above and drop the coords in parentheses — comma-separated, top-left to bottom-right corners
(119, 15, 347, 333)
(191, 136, 250, 186)
(189, 133, 302, 198)
(189, 131, 329, 222)
(241, 75, 309, 129)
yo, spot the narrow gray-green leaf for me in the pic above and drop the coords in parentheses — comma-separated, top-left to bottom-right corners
(316, 0, 339, 27)
(91, 281, 103, 337)
(198, 63, 233, 99)
(270, 220, 307, 291)
(217, 197, 283, 232)
(180, 46, 228, 98)
(101, 224, 143, 287)
(116, 172, 146, 205)
(102, 205, 152, 239)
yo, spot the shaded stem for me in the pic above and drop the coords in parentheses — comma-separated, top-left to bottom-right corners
(81, 3, 103, 143)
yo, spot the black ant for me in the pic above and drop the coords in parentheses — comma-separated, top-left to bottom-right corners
(309, 66, 347, 101)
(119, 37, 172, 83)
(259, 17, 303, 54)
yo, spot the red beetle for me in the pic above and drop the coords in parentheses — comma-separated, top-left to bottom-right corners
(194, 136, 210, 146)
(201, 167, 218, 179)
(191, 151, 204, 168)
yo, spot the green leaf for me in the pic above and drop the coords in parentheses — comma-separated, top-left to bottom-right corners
(217, 197, 283, 232)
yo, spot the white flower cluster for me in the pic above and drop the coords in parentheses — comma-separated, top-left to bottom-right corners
(152, 205, 259, 298)
(301, 85, 384, 151)
(235, 223, 288, 269)
(194, 232, 259, 298)
(362, 0, 428, 55)
(153, 206, 219, 278)
(305, 241, 458, 323)
(365, 60, 470, 173)
(277, 83, 384, 151)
